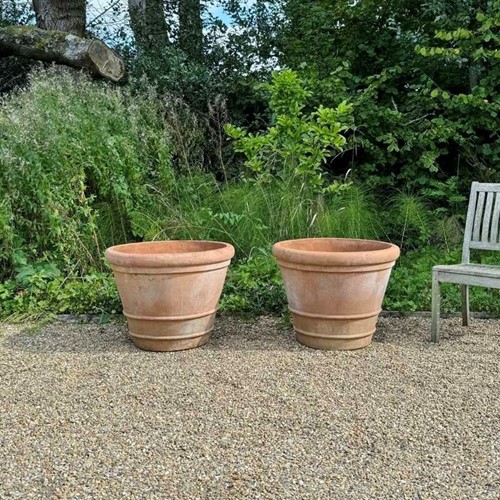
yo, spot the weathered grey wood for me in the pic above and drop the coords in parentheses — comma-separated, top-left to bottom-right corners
(469, 241, 500, 251)
(434, 263, 500, 274)
(462, 182, 478, 264)
(476, 183, 500, 192)
(481, 191, 494, 242)
(432, 182, 500, 342)
(490, 193, 500, 243)
(431, 272, 441, 342)
(472, 191, 485, 241)
(436, 272, 500, 289)
(461, 285, 470, 326)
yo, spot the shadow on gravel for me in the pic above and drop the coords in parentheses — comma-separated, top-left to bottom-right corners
(4, 324, 136, 354)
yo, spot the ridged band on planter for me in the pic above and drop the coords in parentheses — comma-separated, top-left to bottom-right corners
(272, 238, 400, 350)
(105, 241, 235, 352)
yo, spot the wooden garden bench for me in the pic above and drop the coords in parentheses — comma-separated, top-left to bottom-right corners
(431, 182, 500, 342)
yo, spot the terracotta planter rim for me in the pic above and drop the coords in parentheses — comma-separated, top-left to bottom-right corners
(272, 237, 400, 266)
(105, 240, 235, 268)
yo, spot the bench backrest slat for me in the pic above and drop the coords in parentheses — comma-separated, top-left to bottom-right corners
(463, 182, 500, 263)
(491, 194, 500, 243)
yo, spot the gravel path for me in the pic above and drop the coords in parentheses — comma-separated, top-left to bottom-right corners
(1, 315, 499, 499)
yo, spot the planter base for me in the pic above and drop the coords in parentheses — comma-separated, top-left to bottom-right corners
(295, 330, 374, 350)
(126, 312, 215, 352)
(291, 309, 378, 350)
(130, 331, 212, 352)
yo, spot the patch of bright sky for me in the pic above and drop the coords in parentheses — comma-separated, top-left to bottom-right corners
(207, 4, 233, 25)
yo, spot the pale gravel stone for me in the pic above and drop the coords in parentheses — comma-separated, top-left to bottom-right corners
(0, 316, 499, 499)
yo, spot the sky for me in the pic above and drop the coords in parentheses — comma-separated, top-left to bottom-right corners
(207, 4, 233, 25)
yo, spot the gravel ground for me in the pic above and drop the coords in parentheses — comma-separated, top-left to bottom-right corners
(1, 315, 499, 499)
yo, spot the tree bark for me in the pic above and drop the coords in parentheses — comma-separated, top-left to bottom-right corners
(33, 0, 86, 36)
(128, 0, 169, 55)
(0, 26, 126, 82)
(179, 0, 203, 62)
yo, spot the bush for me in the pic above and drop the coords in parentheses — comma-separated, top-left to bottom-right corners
(0, 271, 120, 319)
(282, 2, 500, 201)
(0, 67, 174, 278)
(220, 249, 286, 314)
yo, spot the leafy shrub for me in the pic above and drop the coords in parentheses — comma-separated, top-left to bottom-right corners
(416, 3, 500, 176)
(226, 69, 353, 192)
(0, 68, 174, 277)
(0, 271, 120, 319)
(131, 71, 381, 258)
(283, 2, 500, 201)
(0, 66, 494, 320)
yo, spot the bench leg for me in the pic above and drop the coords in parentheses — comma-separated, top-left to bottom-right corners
(431, 273, 441, 343)
(461, 285, 470, 327)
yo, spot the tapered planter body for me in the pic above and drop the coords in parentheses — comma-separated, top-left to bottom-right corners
(273, 238, 400, 350)
(105, 241, 235, 351)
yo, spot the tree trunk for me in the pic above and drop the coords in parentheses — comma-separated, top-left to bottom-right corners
(33, 0, 86, 36)
(179, 0, 203, 62)
(128, 0, 169, 55)
(0, 26, 126, 82)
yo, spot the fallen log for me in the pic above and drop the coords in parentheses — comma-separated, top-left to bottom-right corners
(0, 26, 126, 83)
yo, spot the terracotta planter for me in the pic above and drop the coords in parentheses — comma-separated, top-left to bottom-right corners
(105, 241, 235, 352)
(273, 238, 400, 350)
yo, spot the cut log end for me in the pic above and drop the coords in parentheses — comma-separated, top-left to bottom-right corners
(87, 40, 127, 83)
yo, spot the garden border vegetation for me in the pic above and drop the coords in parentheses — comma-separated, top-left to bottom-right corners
(1, 1, 499, 319)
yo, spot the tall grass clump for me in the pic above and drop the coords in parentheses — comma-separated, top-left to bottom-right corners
(0, 67, 174, 278)
(388, 191, 432, 248)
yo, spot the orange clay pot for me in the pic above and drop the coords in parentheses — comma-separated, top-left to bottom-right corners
(105, 241, 235, 352)
(273, 238, 400, 350)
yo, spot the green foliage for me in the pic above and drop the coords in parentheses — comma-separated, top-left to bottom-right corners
(3, 0, 500, 320)
(220, 250, 286, 313)
(0, 68, 174, 277)
(226, 70, 353, 191)
(389, 192, 432, 247)
(416, 2, 500, 175)
(129, 48, 220, 111)
(0, 67, 480, 320)
(0, 271, 120, 319)
(280, 0, 500, 198)
(128, 70, 374, 258)
(318, 185, 383, 240)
